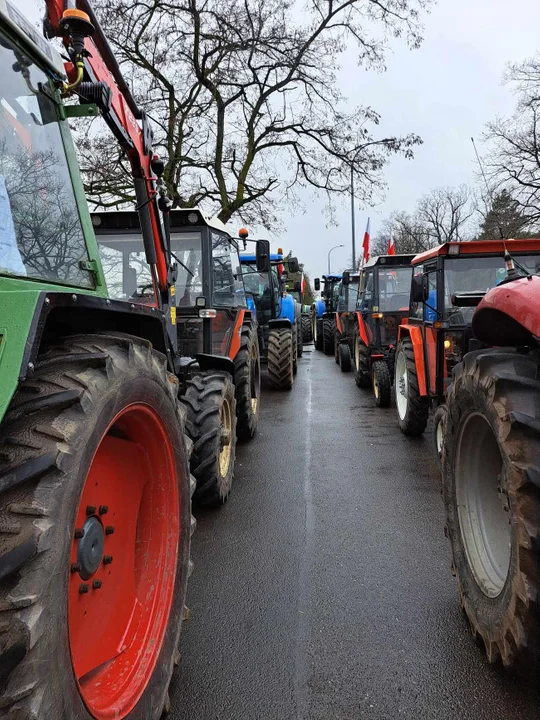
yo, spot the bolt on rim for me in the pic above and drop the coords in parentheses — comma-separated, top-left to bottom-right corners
(455, 412, 511, 598)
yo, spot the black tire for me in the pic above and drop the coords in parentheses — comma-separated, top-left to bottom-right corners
(183, 371, 237, 507)
(339, 343, 352, 372)
(314, 318, 323, 351)
(432, 404, 448, 468)
(293, 333, 298, 375)
(353, 328, 371, 388)
(322, 318, 335, 356)
(394, 338, 429, 435)
(234, 323, 260, 442)
(302, 315, 312, 344)
(0, 334, 192, 719)
(372, 360, 392, 407)
(334, 332, 340, 364)
(267, 328, 294, 390)
(296, 315, 303, 358)
(442, 349, 540, 669)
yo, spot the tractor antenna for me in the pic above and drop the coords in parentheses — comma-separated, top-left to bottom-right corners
(471, 137, 505, 240)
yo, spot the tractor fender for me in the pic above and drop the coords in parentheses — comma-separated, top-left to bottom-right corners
(335, 312, 343, 335)
(268, 318, 292, 330)
(195, 353, 235, 375)
(355, 311, 371, 347)
(314, 299, 326, 318)
(473, 275, 540, 346)
(278, 293, 296, 324)
(398, 324, 427, 396)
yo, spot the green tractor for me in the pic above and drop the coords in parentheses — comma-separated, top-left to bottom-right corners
(0, 2, 267, 718)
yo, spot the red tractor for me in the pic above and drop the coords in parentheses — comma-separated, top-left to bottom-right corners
(394, 240, 540, 448)
(440, 251, 540, 670)
(333, 270, 360, 372)
(351, 255, 414, 406)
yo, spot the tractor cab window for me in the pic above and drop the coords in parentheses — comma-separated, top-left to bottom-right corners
(346, 282, 359, 312)
(337, 282, 347, 312)
(97, 231, 203, 304)
(377, 267, 412, 312)
(241, 263, 275, 324)
(423, 269, 438, 322)
(410, 265, 424, 320)
(0, 33, 93, 287)
(358, 270, 374, 311)
(212, 232, 245, 307)
(444, 254, 540, 326)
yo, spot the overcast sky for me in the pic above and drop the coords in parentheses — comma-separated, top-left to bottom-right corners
(19, 0, 540, 281)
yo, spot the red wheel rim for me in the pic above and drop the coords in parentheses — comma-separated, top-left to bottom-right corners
(69, 404, 181, 719)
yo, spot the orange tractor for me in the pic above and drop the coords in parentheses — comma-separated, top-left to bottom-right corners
(394, 239, 540, 444)
(436, 242, 540, 670)
(351, 255, 414, 406)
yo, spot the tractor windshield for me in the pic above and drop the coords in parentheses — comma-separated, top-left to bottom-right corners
(0, 32, 93, 287)
(97, 232, 203, 304)
(377, 267, 412, 311)
(444, 254, 540, 323)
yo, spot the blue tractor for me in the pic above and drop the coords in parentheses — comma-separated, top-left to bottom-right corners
(312, 274, 342, 354)
(240, 251, 301, 389)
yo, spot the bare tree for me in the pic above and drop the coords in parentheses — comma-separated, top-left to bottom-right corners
(484, 56, 540, 228)
(371, 210, 434, 255)
(82, 0, 430, 228)
(416, 185, 475, 243)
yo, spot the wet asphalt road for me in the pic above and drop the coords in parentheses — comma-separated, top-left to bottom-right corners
(170, 346, 539, 720)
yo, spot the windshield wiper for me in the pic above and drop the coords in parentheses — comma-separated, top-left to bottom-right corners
(171, 251, 194, 277)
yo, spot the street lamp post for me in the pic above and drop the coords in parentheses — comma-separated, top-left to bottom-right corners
(350, 164, 356, 270)
(327, 244, 344, 274)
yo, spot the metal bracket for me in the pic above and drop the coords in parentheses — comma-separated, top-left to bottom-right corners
(64, 103, 99, 118)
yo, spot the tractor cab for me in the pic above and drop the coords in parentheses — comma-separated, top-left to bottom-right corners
(92, 209, 257, 359)
(395, 239, 540, 437)
(350, 255, 414, 404)
(332, 270, 360, 370)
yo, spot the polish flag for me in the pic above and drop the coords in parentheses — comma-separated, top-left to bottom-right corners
(301, 275, 306, 294)
(362, 218, 370, 265)
(387, 232, 396, 255)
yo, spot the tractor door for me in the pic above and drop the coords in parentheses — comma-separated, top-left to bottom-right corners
(357, 269, 376, 346)
(422, 265, 438, 396)
(211, 232, 246, 356)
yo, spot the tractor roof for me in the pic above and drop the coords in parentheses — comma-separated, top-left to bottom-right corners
(91, 208, 235, 238)
(412, 239, 540, 265)
(362, 254, 415, 269)
(1, 0, 65, 76)
(322, 274, 342, 281)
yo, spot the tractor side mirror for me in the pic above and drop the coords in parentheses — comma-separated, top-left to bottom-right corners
(314, 277, 321, 291)
(342, 271, 350, 285)
(256, 239, 271, 273)
(294, 280, 302, 293)
(411, 274, 428, 303)
(288, 256, 300, 273)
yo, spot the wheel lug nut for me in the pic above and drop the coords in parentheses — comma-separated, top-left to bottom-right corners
(79, 583, 89, 594)
(105, 526, 115, 536)
(71, 563, 81, 574)
(99, 505, 109, 515)
(92, 580, 102, 590)
(103, 555, 113, 565)
(74, 528, 85, 539)
(86, 505, 97, 516)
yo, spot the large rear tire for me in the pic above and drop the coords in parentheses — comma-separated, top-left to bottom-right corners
(442, 349, 540, 669)
(234, 323, 260, 442)
(0, 334, 192, 720)
(183, 372, 237, 507)
(394, 338, 429, 435)
(267, 328, 294, 390)
(372, 360, 391, 407)
(353, 328, 371, 388)
(302, 315, 312, 344)
(322, 318, 335, 356)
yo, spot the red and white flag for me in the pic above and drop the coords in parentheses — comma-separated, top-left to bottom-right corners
(387, 232, 396, 255)
(362, 217, 370, 266)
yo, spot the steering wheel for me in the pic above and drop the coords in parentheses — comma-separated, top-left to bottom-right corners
(132, 284, 154, 298)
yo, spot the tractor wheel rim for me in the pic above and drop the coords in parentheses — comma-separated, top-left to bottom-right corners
(250, 343, 260, 414)
(219, 397, 233, 477)
(436, 416, 444, 455)
(69, 404, 180, 719)
(354, 337, 360, 371)
(456, 412, 511, 598)
(395, 351, 408, 420)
